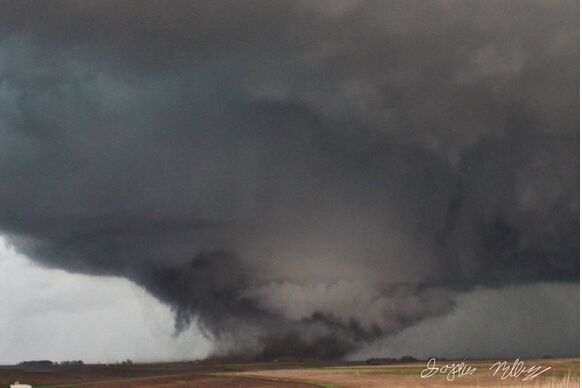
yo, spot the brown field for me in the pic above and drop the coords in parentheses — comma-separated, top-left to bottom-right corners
(1, 358, 578, 387)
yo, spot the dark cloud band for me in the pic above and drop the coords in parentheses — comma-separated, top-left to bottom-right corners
(0, 0, 578, 359)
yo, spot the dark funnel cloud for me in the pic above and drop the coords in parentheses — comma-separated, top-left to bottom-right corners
(0, 0, 578, 359)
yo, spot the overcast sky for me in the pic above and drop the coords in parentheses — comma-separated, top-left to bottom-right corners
(1, 234, 577, 363)
(0, 236, 210, 364)
(0, 0, 578, 361)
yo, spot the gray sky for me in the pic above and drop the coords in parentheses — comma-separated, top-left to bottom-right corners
(353, 282, 580, 360)
(0, 0, 578, 360)
(1, 234, 577, 363)
(0, 236, 210, 364)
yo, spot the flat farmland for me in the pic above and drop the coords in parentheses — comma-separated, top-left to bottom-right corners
(0, 358, 578, 387)
(231, 359, 579, 387)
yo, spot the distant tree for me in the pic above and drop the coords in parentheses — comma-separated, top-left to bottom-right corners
(61, 360, 84, 365)
(18, 360, 54, 367)
(366, 357, 397, 365)
(365, 356, 418, 365)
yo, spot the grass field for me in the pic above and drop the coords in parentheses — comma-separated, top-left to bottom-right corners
(0, 358, 578, 387)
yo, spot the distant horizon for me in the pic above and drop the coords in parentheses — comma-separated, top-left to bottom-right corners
(6, 354, 581, 366)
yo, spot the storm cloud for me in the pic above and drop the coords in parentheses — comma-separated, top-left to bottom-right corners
(0, 0, 578, 359)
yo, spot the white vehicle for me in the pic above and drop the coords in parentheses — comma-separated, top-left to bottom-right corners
(11, 382, 32, 388)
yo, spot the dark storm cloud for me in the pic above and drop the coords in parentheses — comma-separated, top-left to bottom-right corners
(0, 0, 578, 358)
